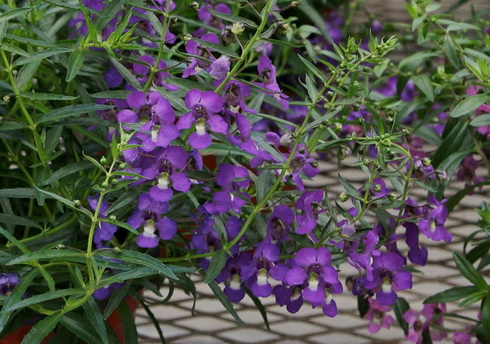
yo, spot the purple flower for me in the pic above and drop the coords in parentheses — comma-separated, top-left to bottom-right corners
(256, 55, 289, 110)
(127, 193, 176, 248)
(133, 55, 178, 91)
(182, 33, 221, 78)
(363, 252, 412, 305)
(247, 243, 280, 297)
(209, 55, 230, 80)
(418, 196, 452, 243)
(289, 145, 319, 191)
(0, 273, 20, 295)
(145, 146, 192, 202)
(177, 89, 227, 149)
(369, 178, 390, 198)
(216, 252, 254, 302)
(265, 205, 295, 243)
(404, 222, 428, 265)
(284, 247, 342, 316)
(223, 81, 255, 114)
(365, 299, 394, 333)
(403, 304, 447, 343)
(93, 282, 123, 300)
(197, 3, 231, 29)
(88, 195, 117, 246)
(296, 190, 324, 234)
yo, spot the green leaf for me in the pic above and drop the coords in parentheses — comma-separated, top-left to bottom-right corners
(0, 225, 29, 254)
(0, 188, 38, 198)
(96, 249, 178, 280)
(108, 55, 142, 90)
(424, 286, 478, 303)
(0, 213, 42, 229)
(7, 249, 87, 265)
(106, 191, 140, 214)
(432, 121, 469, 168)
(393, 297, 410, 335)
(338, 174, 362, 200)
(298, 1, 332, 43)
(16, 60, 41, 91)
(38, 104, 114, 124)
(90, 90, 132, 99)
(0, 7, 31, 23)
(20, 92, 79, 101)
(0, 269, 39, 332)
(83, 297, 109, 344)
(60, 312, 103, 344)
(119, 301, 138, 344)
(298, 54, 327, 83)
(453, 251, 488, 290)
(244, 288, 270, 330)
(21, 311, 63, 344)
(193, 37, 239, 59)
(470, 114, 490, 127)
(447, 181, 490, 212)
(94, 0, 126, 31)
(450, 94, 489, 118)
(41, 161, 93, 186)
(34, 186, 93, 217)
(206, 280, 244, 324)
(13, 48, 71, 67)
(399, 52, 439, 73)
(357, 294, 369, 318)
(256, 170, 274, 203)
(443, 35, 460, 68)
(206, 7, 257, 28)
(204, 250, 227, 284)
(482, 296, 490, 341)
(66, 49, 85, 82)
(5, 288, 85, 312)
(103, 281, 132, 319)
(413, 75, 434, 102)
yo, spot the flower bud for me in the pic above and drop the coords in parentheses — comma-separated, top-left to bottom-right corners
(182, 33, 193, 42)
(291, 1, 301, 7)
(436, 170, 449, 182)
(388, 192, 397, 201)
(101, 181, 109, 188)
(338, 192, 349, 202)
(422, 157, 431, 167)
(3, 95, 10, 103)
(363, 158, 371, 166)
(280, 133, 294, 147)
(333, 122, 343, 132)
(189, 1, 199, 10)
(56, 243, 66, 249)
(310, 161, 319, 169)
(231, 22, 245, 35)
(100, 156, 107, 165)
(73, 200, 82, 207)
(113, 247, 122, 254)
(277, 22, 290, 34)
(109, 215, 117, 221)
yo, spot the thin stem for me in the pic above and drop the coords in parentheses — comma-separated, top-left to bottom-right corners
(214, 0, 272, 94)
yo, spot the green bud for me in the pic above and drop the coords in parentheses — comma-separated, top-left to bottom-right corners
(231, 22, 245, 35)
(100, 156, 107, 165)
(388, 192, 397, 202)
(73, 200, 82, 207)
(3, 95, 10, 103)
(113, 247, 122, 254)
(109, 215, 117, 221)
(189, 1, 199, 9)
(56, 243, 66, 249)
(422, 157, 431, 167)
(333, 122, 343, 132)
(338, 192, 349, 202)
(101, 181, 109, 188)
(277, 22, 290, 34)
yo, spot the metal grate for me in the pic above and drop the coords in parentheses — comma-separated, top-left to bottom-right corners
(136, 159, 488, 343)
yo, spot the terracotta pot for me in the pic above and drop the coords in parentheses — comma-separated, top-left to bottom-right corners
(0, 296, 140, 344)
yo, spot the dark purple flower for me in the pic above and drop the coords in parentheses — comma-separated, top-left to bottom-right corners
(296, 190, 324, 234)
(88, 195, 117, 246)
(216, 252, 254, 302)
(265, 205, 295, 243)
(0, 273, 19, 295)
(365, 299, 394, 333)
(404, 222, 428, 265)
(177, 89, 226, 149)
(256, 55, 289, 110)
(182, 33, 220, 78)
(404, 304, 447, 343)
(209, 55, 230, 80)
(127, 193, 176, 248)
(418, 196, 452, 243)
(247, 243, 280, 297)
(223, 81, 255, 114)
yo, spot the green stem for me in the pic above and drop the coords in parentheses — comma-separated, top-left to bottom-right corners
(0, 48, 47, 165)
(214, 0, 272, 94)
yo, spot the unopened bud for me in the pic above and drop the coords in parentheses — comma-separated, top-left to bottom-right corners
(422, 157, 431, 167)
(310, 161, 319, 169)
(101, 181, 109, 188)
(338, 192, 349, 202)
(56, 243, 66, 249)
(277, 22, 290, 34)
(113, 247, 122, 254)
(73, 200, 82, 207)
(3, 95, 10, 103)
(189, 1, 199, 10)
(333, 122, 343, 132)
(291, 1, 301, 7)
(109, 215, 117, 221)
(231, 22, 245, 35)
(363, 158, 371, 166)
(436, 170, 449, 182)
(182, 33, 193, 42)
(100, 156, 107, 165)
(388, 192, 397, 201)
(280, 133, 294, 147)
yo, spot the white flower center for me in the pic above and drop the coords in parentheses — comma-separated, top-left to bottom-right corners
(151, 129, 159, 142)
(143, 220, 156, 237)
(229, 274, 241, 290)
(308, 273, 319, 291)
(195, 122, 206, 135)
(158, 172, 170, 189)
(257, 268, 268, 286)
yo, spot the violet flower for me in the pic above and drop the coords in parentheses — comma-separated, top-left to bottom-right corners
(0, 272, 20, 295)
(256, 55, 289, 110)
(296, 190, 324, 234)
(177, 89, 227, 149)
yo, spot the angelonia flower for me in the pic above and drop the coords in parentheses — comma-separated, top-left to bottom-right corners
(66, 0, 469, 333)
(403, 304, 448, 343)
(0, 273, 20, 295)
